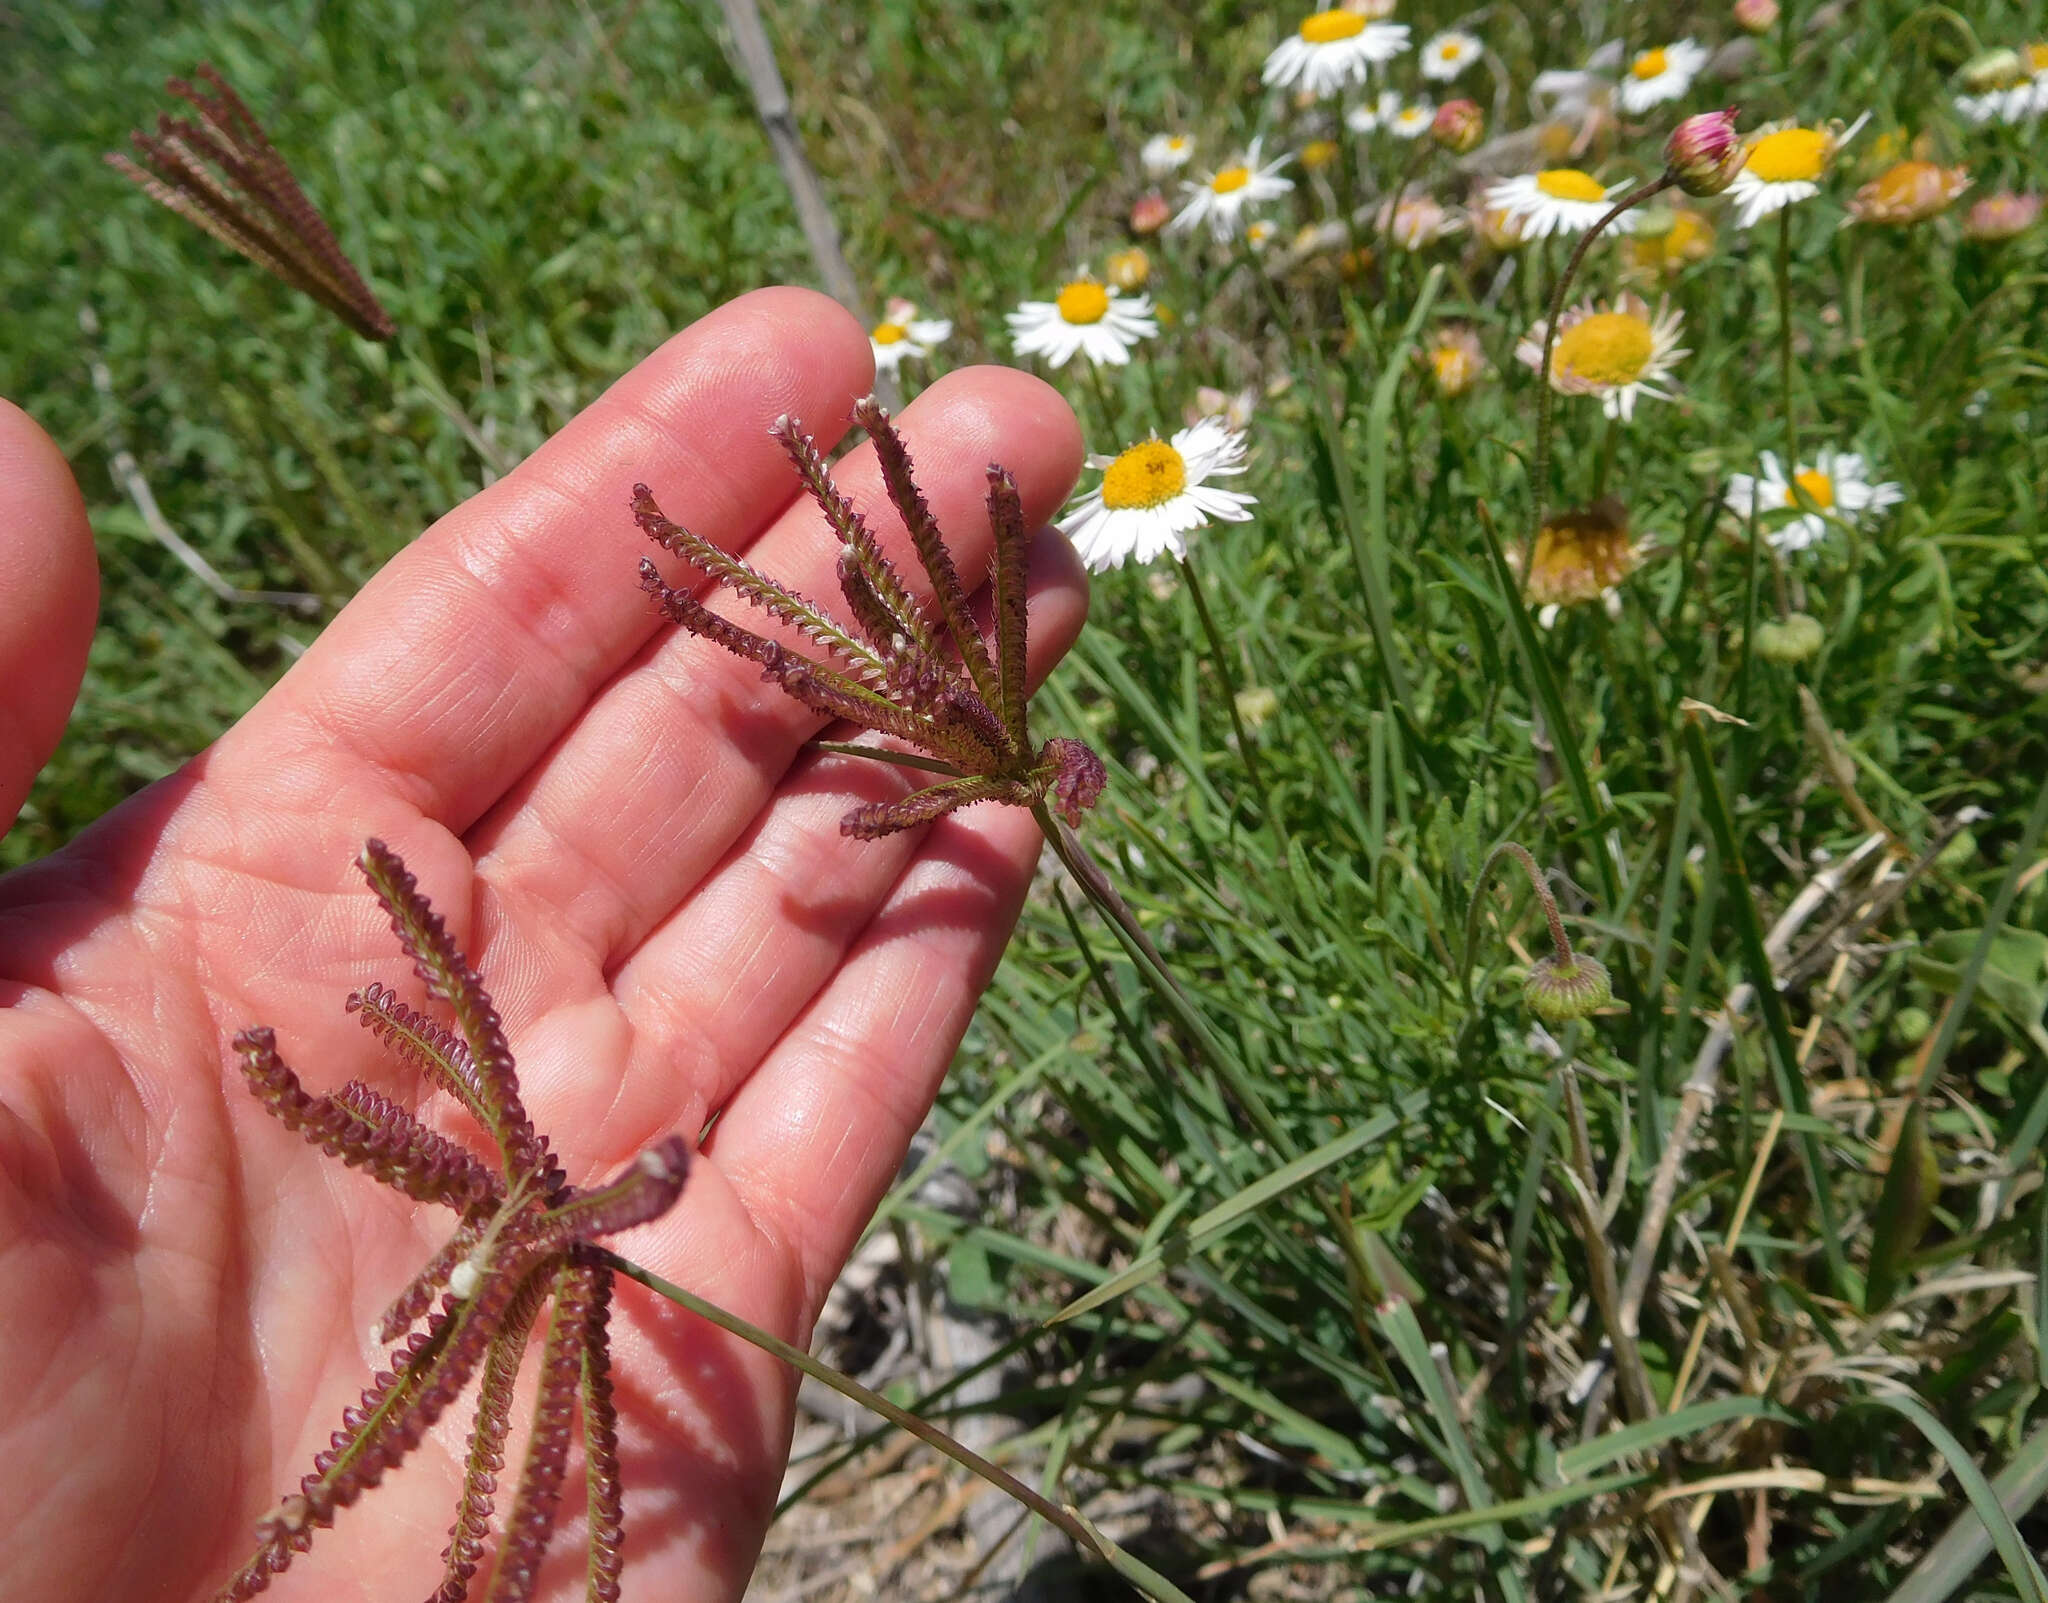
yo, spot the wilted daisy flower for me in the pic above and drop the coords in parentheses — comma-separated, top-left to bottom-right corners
(1624, 206, 1716, 274)
(1263, 9, 1411, 97)
(1169, 138, 1294, 241)
(1142, 133, 1195, 177)
(1517, 292, 1687, 421)
(1008, 276, 1157, 367)
(1725, 449, 1903, 553)
(1299, 137, 1342, 173)
(1963, 189, 2044, 241)
(1520, 498, 1642, 626)
(1420, 323, 1489, 397)
(1187, 385, 1258, 431)
(1388, 100, 1437, 140)
(1104, 246, 1151, 290)
(869, 298, 952, 373)
(1058, 417, 1258, 571)
(1421, 30, 1483, 82)
(1346, 90, 1403, 134)
(1379, 192, 1464, 249)
(1619, 40, 1710, 113)
(1474, 192, 1532, 250)
(1485, 168, 1639, 238)
(1725, 115, 1869, 228)
(1848, 159, 1970, 226)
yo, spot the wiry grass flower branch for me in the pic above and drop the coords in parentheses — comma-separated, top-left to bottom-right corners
(109, 64, 395, 341)
(213, 841, 691, 1602)
(633, 398, 1105, 839)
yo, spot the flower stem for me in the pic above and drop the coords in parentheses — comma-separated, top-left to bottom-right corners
(1175, 554, 1283, 847)
(1526, 176, 1673, 564)
(1777, 204, 1800, 470)
(601, 1250, 1197, 1603)
(1082, 359, 1124, 445)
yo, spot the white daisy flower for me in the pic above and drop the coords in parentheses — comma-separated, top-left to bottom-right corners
(1007, 277, 1157, 368)
(1421, 30, 1483, 82)
(1483, 168, 1640, 239)
(1618, 39, 1710, 113)
(1168, 138, 1294, 242)
(1516, 292, 1688, 422)
(1345, 90, 1402, 134)
(1954, 44, 2048, 125)
(1059, 417, 1258, 571)
(868, 299, 952, 374)
(1388, 99, 1437, 140)
(1724, 115, 1869, 228)
(1724, 448, 1904, 553)
(1142, 133, 1195, 177)
(1262, 9, 1411, 98)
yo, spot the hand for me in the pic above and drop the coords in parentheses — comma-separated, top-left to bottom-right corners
(0, 288, 1085, 1601)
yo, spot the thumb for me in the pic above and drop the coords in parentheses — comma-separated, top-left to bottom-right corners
(0, 400, 98, 842)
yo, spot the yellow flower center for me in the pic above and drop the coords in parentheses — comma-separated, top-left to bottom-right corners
(1666, 211, 1711, 255)
(871, 321, 907, 345)
(1788, 469, 1835, 509)
(1438, 40, 1465, 61)
(1536, 168, 1608, 202)
(1527, 502, 1637, 606)
(1553, 312, 1654, 387)
(1631, 47, 1669, 80)
(1211, 165, 1252, 194)
(1300, 10, 1367, 43)
(1869, 160, 1940, 210)
(2029, 42, 2048, 73)
(1746, 128, 1830, 184)
(1431, 345, 1477, 393)
(1055, 281, 1111, 324)
(1100, 440, 1189, 510)
(1300, 139, 1340, 171)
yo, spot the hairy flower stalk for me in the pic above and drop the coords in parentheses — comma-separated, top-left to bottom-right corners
(632, 398, 1105, 839)
(210, 840, 693, 1602)
(108, 64, 396, 340)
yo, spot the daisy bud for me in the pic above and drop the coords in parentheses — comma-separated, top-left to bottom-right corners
(1962, 189, 2042, 242)
(1961, 48, 2024, 93)
(1431, 98, 1485, 154)
(1523, 953, 1612, 1024)
(1105, 246, 1151, 291)
(1665, 109, 1742, 197)
(1731, 0, 1778, 34)
(1892, 1005, 1933, 1045)
(1129, 190, 1171, 236)
(1753, 611, 1824, 665)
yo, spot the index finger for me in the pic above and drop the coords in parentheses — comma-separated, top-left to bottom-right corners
(218, 287, 875, 833)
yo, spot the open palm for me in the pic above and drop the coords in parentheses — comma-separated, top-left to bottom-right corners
(0, 288, 1085, 1602)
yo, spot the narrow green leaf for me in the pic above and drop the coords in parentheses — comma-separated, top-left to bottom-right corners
(1047, 1094, 1422, 1324)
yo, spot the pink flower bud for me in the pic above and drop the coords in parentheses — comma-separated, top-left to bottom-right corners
(1665, 108, 1742, 197)
(1431, 99, 1485, 154)
(1732, 0, 1778, 34)
(1962, 189, 2043, 242)
(1129, 190, 1171, 235)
